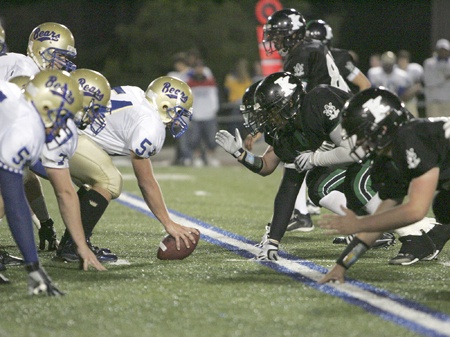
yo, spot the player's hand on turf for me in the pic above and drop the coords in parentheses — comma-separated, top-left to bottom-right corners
(318, 264, 346, 284)
(215, 128, 244, 158)
(444, 119, 450, 139)
(294, 151, 314, 172)
(26, 263, 65, 296)
(76, 245, 107, 271)
(165, 222, 199, 250)
(38, 220, 59, 251)
(318, 206, 360, 235)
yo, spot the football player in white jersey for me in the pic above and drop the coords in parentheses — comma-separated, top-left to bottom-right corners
(56, 76, 200, 261)
(0, 70, 105, 294)
(0, 23, 77, 262)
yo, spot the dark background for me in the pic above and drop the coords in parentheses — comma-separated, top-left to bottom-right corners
(0, 0, 442, 94)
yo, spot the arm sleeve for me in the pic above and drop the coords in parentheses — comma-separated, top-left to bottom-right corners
(311, 125, 355, 166)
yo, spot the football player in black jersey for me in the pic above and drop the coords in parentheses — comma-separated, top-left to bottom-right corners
(305, 19, 371, 94)
(319, 87, 450, 283)
(246, 8, 352, 232)
(216, 72, 386, 260)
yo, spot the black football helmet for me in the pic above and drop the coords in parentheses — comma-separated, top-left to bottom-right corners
(254, 72, 305, 137)
(341, 87, 412, 161)
(305, 20, 333, 45)
(263, 9, 306, 56)
(240, 80, 262, 136)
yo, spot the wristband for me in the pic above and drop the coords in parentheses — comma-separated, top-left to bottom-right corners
(336, 237, 369, 269)
(233, 148, 245, 159)
(238, 151, 263, 173)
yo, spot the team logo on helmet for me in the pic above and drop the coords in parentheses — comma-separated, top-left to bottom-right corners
(32, 28, 61, 42)
(161, 81, 189, 103)
(77, 77, 105, 101)
(45, 75, 76, 105)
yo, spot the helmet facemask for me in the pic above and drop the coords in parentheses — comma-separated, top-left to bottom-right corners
(40, 47, 77, 72)
(75, 97, 110, 134)
(165, 104, 193, 138)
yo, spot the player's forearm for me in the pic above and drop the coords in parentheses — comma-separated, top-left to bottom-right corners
(311, 146, 355, 167)
(139, 180, 172, 227)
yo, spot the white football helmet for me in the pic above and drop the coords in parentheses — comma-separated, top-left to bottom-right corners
(71, 68, 111, 134)
(145, 76, 193, 138)
(23, 69, 83, 145)
(27, 22, 77, 71)
(0, 25, 6, 54)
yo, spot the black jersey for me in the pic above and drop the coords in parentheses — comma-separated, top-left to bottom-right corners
(330, 47, 360, 94)
(283, 39, 350, 93)
(265, 85, 352, 163)
(371, 119, 450, 200)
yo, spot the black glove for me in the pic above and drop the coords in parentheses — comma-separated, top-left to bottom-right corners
(38, 218, 59, 251)
(25, 262, 64, 296)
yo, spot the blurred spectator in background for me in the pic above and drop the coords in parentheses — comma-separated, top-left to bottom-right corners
(168, 52, 192, 166)
(397, 49, 424, 118)
(423, 39, 450, 118)
(186, 60, 220, 167)
(368, 53, 381, 70)
(224, 58, 253, 134)
(367, 51, 414, 103)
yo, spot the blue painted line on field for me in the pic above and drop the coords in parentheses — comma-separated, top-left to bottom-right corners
(116, 192, 450, 337)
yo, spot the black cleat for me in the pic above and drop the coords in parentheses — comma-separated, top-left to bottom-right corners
(286, 210, 314, 232)
(389, 231, 437, 265)
(0, 250, 24, 266)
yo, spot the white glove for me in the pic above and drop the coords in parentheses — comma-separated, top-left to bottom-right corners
(294, 151, 315, 172)
(254, 240, 279, 261)
(26, 263, 64, 296)
(215, 128, 244, 158)
(444, 119, 450, 139)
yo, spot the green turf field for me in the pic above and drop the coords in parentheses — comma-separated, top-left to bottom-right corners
(1, 159, 449, 337)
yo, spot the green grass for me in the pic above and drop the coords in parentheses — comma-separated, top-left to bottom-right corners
(1, 159, 449, 337)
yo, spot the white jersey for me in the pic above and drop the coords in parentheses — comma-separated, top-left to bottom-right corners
(0, 81, 44, 174)
(0, 52, 39, 80)
(80, 85, 166, 158)
(41, 119, 78, 169)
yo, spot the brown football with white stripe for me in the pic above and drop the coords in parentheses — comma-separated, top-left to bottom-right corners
(156, 231, 200, 260)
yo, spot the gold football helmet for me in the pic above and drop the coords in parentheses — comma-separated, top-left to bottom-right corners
(23, 69, 83, 145)
(71, 68, 111, 134)
(0, 25, 6, 54)
(145, 76, 193, 138)
(9, 75, 31, 90)
(27, 22, 77, 71)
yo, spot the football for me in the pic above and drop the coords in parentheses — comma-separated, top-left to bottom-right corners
(156, 231, 200, 260)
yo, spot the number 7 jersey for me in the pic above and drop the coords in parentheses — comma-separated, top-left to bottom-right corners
(79, 85, 166, 158)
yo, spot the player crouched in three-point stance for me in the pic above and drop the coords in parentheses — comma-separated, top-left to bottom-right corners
(319, 87, 450, 283)
(0, 70, 105, 295)
(56, 76, 199, 262)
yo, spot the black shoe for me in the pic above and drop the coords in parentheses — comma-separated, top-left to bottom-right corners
(86, 240, 118, 263)
(389, 232, 437, 265)
(371, 232, 396, 249)
(55, 243, 79, 263)
(0, 250, 24, 266)
(426, 223, 450, 258)
(286, 210, 314, 232)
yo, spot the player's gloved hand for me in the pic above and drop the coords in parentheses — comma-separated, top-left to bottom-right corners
(444, 119, 450, 139)
(38, 218, 59, 251)
(294, 151, 315, 172)
(215, 128, 245, 158)
(25, 262, 64, 296)
(254, 239, 279, 261)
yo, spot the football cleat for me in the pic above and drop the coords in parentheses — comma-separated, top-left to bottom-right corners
(389, 231, 437, 265)
(425, 223, 450, 258)
(0, 250, 24, 266)
(332, 232, 396, 249)
(255, 224, 271, 248)
(56, 241, 118, 263)
(286, 210, 314, 232)
(254, 240, 279, 261)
